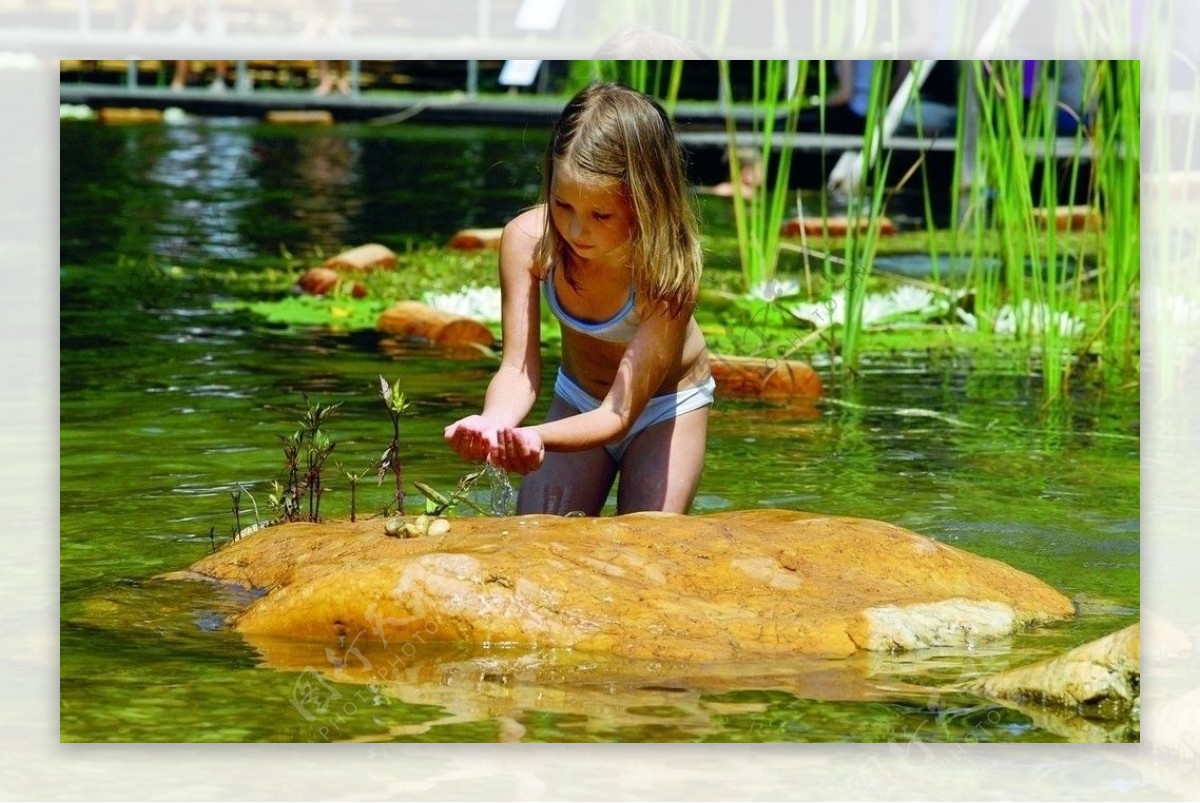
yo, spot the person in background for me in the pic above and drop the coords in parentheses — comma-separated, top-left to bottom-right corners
(700, 146, 765, 200)
(802, 60, 876, 134)
(444, 83, 714, 516)
(314, 60, 351, 96)
(171, 60, 228, 91)
(170, 60, 251, 92)
(896, 60, 961, 137)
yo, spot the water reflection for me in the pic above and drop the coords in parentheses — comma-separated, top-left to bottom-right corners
(144, 122, 261, 262)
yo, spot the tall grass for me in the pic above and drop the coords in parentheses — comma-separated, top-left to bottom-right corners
(566, 58, 1138, 396)
(839, 60, 896, 373)
(969, 61, 1035, 335)
(717, 59, 810, 295)
(1091, 60, 1140, 380)
(956, 60, 1140, 398)
(593, 60, 686, 114)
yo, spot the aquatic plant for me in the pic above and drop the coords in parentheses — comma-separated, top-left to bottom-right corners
(413, 473, 489, 517)
(229, 485, 242, 539)
(276, 432, 302, 522)
(838, 60, 897, 374)
(265, 395, 342, 524)
(299, 395, 341, 522)
(337, 462, 369, 523)
(717, 59, 811, 296)
(412, 464, 515, 518)
(591, 60, 686, 113)
(1090, 60, 1140, 381)
(422, 285, 502, 322)
(950, 60, 1141, 399)
(377, 375, 412, 515)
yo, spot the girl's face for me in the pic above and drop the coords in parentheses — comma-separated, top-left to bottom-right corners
(549, 163, 634, 267)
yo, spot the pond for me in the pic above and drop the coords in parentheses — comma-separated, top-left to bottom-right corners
(59, 117, 1139, 743)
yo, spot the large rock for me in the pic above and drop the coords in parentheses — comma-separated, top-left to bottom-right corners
(179, 509, 1073, 662)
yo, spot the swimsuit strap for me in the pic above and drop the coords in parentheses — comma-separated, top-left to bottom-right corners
(543, 265, 639, 341)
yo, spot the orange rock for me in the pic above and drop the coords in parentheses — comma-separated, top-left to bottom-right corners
(710, 354, 823, 403)
(297, 267, 340, 296)
(449, 228, 504, 250)
(180, 509, 1075, 663)
(323, 243, 398, 272)
(264, 110, 334, 125)
(97, 107, 163, 124)
(377, 300, 494, 348)
(781, 216, 896, 237)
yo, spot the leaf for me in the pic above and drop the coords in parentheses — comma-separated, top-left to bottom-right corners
(413, 481, 452, 507)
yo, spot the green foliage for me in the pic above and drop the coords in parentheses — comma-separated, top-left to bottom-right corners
(718, 59, 811, 295)
(593, 60, 686, 113)
(233, 294, 388, 331)
(378, 375, 411, 514)
(839, 60, 896, 374)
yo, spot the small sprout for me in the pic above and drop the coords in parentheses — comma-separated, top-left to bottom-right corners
(378, 375, 412, 514)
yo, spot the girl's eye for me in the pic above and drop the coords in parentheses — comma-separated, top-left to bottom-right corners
(593, 212, 612, 221)
(554, 200, 571, 210)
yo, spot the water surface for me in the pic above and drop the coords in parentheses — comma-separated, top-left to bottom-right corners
(60, 118, 1139, 742)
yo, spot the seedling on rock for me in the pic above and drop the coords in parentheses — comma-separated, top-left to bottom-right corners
(377, 375, 412, 515)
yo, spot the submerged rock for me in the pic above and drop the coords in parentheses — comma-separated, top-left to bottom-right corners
(179, 509, 1073, 663)
(967, 623, 1140, 726)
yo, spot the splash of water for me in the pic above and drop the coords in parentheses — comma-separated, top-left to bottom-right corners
(485, 463, 515, 516)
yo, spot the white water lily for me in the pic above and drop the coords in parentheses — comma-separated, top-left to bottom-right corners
(992, 300, 1085, 337)
(749, 277, 801, 301)
(788, 292, 846, 327)
(785, 285, 941, 328)
(422, 286, 502, 323)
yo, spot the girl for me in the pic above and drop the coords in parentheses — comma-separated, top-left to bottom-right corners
(444, 82, 714, 516)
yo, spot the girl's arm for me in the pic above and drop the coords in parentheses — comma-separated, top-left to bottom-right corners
(444, 208, 544, 461)
(492, 305, 694, 471)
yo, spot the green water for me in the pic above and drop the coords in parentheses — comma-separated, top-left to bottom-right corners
(60, 119, 1139, 743)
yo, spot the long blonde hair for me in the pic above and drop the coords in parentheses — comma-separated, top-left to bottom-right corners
(535, 82, 703, 319)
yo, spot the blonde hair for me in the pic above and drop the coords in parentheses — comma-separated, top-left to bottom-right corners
(535, 82, 703, 319)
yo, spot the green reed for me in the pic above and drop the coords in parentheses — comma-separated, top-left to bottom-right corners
(839, 60, 896, 373)
(961, 61, 1140, 397)
(592, 60, 685, 114)
(1091, 60, 1140, 380)
(970, 61, 1032, 332)
(717, 59, 810, 295)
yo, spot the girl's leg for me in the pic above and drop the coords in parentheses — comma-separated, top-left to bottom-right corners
(615, 406, 709, 514)
(516, 396, 618, 516)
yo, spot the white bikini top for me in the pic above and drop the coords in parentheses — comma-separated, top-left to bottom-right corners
(542, 265, 642, 343)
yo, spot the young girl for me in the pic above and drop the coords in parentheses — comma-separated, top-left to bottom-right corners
(444, 82, 714, 516)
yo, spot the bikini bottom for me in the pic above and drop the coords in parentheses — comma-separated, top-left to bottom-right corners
(553, 368, 716, 463)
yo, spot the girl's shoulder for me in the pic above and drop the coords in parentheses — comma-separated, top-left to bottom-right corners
(504, 206, 546, 244)
(501, 206, 549, 280)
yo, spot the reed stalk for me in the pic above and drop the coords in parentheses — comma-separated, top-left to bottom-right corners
(839, 60, 895, 373)
(717, 59, 809, 295)
(1092, 60, 1140, 379)
(591, 60, 683, 113)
